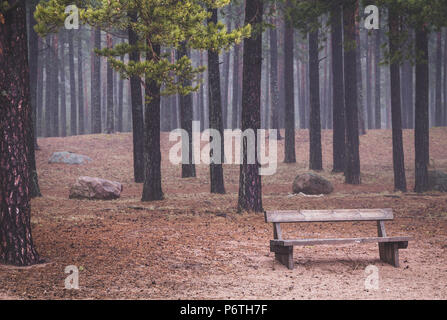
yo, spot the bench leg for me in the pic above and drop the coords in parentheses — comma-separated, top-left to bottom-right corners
(271, 245, 294, 269)
(379, 242, 399, 267)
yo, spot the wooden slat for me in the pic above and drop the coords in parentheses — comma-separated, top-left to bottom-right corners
(271, 236, 412, 247)
(264, 208, 393, 223)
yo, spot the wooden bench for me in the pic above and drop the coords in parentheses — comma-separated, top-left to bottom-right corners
(265, 208, 412, 269)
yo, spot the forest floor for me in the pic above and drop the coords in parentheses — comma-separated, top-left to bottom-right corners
(1, 128, 447, 300)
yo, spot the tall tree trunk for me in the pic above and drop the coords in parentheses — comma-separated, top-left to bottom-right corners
(0, 0, 41, 266)
(141, 44, 164, 201)
(232, 42, 241, 129)
(208, 8, 226, 194)
(366, 35, 373, 129)
(91, 28, 101, 134)
(117, 53, 124, 133)
(374, 29, 382, 129)
(106, 33, 114, 134)
(178, 43, 196, 178)
(309, 29, 322, 170)
(128, 13, 145, 182)
(44, 37, 52, 137)
(59, 31, 67, 137)
(355, 26, 366, 135)
(435, 32, 443, 127)
(388, 8, 407, 192)
(68, 30, 77, 136)
(284, 12, 296, 163)
(238, 0, 263, 213)
(269, 9, 281, 140)
(36, 38, 44, 138)
(51, 35, 59, 137)
(414, 26, 429, 193)
(343, 1, 361, 184)
(27, 0, 41, 197)
(331, 4, 346, 172)
(78, 28, 85, 135)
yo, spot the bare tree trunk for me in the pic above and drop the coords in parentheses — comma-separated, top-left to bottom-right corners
(414, 26, 429, 193)
(343, 1, 361, 184)
(0, 0, 42, 265)
(309, 29, 322, 170)
(388, 8, 407, 192)
(141, 43, 163, 201)
(238, 0, 263, 213)
(331, 3, 346, 172)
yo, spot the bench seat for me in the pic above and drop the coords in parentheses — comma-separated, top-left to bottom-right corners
(271, 236, 411, 247)
(265, 208, 412, 269)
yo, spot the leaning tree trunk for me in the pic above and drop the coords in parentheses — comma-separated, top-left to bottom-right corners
(388, 8, 407, 192)
(141, 43, 164, 201)
(128, 12, 145, 182)
(208, 8, 226, 194)
(343, 1, 361, 185)
(414, 26, 429, 193)
(177, 42, 196, 178)
(284, 13, 296, 164)
(331, 3, 346, 172)
(0, 1, 42, 266)
(237, 0, 263, 213)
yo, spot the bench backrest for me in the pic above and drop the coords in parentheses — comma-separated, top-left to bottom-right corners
(265, 208, 393, 223)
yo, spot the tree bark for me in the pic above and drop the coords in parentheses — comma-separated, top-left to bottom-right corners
(78, 28, 85, 135)
(343, 1, 361, 184)
(128, 14, 145, 183)
(269, 9, 281, 140)
(106, 33, 114, 134)
(331, 4, 346, 172)
(208, 8, 226, 194)
(284, 15, 296, 163)
(309, 29, 322, 171)
(388, 8, 407, 192)
(27, 0, 42, 197)
(374, 29, 382, 129)
(59, 31, 67, 137)
(0, 0, 42, 265)
(91, 28, 101, 134)
(141, 44, 164, 201)
(237, 0, 263, 213)
(414, 26, 429, 193)
(68, 30, 77, 136)
(435, 32, 443, 127)
(177, 42, 196, 178)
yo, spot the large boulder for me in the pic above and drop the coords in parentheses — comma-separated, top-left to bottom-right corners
(292, 172, 333, 195)
(428, 170, 447, 192)
(49, 151, 92, 165)
(69, 176, 123, 200)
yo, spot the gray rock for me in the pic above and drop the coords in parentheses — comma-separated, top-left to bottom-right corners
(49, 151, 92, 165)
(292, 172, 333, 195)
(69, 176, 123, 200)
(428, 170, 447, 192)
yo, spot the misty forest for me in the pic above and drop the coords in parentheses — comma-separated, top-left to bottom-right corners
(1, 0, 447, 300)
